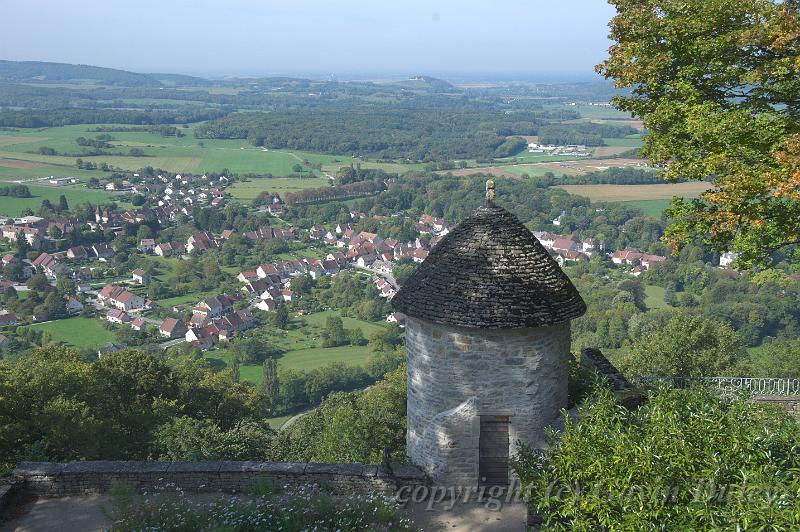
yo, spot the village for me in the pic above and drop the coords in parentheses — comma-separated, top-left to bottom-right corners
(0, 166, 681, 357)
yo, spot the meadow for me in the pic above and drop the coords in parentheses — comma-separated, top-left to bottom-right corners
(644, 285, 669, 310)
(198, 309, 387, 388)
(0, 127, 424, 182)
(27, 317, 115, 349)
(555, 182, 711, 202)
(0, 182, 123, 217)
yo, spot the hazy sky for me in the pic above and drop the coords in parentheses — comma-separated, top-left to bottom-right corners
(0, 0, 616, 79)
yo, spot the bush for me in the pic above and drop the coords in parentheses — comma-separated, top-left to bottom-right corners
(512, 386, 800, 530)
(109, 484, 412, 531)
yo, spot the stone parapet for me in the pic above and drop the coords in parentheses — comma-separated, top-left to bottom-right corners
(11, 461, 427, 498)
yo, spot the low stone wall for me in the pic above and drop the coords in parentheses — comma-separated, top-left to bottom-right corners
(754, 396, 800, 418)
(11, 461, 427, 498)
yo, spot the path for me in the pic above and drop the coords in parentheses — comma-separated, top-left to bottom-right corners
(408, 500, 528, 531)
(1, 495, 112, 532)
(159, 337, 185, 350)
(1, 494, 528, 532)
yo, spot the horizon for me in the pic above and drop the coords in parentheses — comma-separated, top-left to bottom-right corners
(0, 0, 616, 80)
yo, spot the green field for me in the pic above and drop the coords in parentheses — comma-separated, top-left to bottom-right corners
(266, 415, 293, 429)
(227, 176, 329, 199)
(629, 199, 672, 217)
(553, 103, 635, 121)
(555, 182, 711, 202)
(602, 135, 644, 148)
(198, 310, 387, 386)
(27, 317, 115, 349)
(644, 285, 669, 310)
(0, 182, 123, 217)
(0, 127, 425, 179)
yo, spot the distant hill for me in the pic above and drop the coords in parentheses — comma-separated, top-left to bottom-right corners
(0, 60, 206, 87)
(387, 76, 458, 93)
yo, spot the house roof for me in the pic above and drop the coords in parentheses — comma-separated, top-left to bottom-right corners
(160, 317, 182, 332)
(392, 202, 586, 329)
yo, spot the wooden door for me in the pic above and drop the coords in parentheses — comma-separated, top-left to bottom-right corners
(479, 415, 510, 486)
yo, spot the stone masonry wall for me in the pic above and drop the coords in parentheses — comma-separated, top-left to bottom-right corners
(11, 461, 427, 498)
(406, 316, 571, 486)
(753, 397, 800, 418)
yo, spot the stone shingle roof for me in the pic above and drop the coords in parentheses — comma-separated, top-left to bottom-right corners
(392, 202, 586, 329)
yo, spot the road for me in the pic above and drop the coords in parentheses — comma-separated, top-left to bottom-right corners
(159, 338, 185, 350)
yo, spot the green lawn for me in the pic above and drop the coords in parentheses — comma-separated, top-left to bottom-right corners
(199, 310, 387, 385)
(27, 317, 115, 349)
(302, 310, 386, 336)
(0, 182, 122, 217)
(602, 135, 644, 148)
(277, 345, 374, 372)
(644, 285, 670, 310)
(0, 126, 423, 178)
(629, 199, 671, 217)
(157, 291, 216, 308)
(227, 176, 329, 199)
(266, 415, 293, 429)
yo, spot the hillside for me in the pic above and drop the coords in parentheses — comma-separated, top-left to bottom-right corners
(0, 60, 164, 86)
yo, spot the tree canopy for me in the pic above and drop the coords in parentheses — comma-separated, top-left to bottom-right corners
(597, 0, 800, 266)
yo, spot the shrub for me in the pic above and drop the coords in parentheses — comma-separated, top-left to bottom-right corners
(108, 483, 412, 531)
(512, 386, 800, 530)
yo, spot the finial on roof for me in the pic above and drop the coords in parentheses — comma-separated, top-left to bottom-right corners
(485, 180, 495, 204)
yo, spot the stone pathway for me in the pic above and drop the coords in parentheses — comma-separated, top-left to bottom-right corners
(408, 500, 528, 531)
(1, 494, 529, 531)
(1, 495, 113, 532)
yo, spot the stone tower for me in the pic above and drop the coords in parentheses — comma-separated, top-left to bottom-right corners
(392, 183, 586, 487)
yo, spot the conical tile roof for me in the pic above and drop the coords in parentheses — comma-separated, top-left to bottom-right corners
(392, 202, 586, 328)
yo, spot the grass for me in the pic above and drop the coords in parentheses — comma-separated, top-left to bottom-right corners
(555, 182, 711, 202)
(644, 285, 670, 310)
(629, 199, 672, 217)
(277, 345, 374, 372)
(27, 316, 115, 349)
(199, 310, 387, 386)
(601, 136, 644, 148)
(0, 182, 122, 217)
(156, 291, 217, 308)
(227, 176, 329, 199)
(0, 126, 424, 178)
(265, 415, 293, 429)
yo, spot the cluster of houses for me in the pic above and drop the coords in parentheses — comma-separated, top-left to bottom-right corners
(237, 254, 346, 311)
(532, 231, 668, 274)
(161, 294, 256, 349)
(533, 231, 605, 265)
(528, 142, 590, 157)
(96, 172, 231, 211)
(239, 214, 454, 308)
(0, 215, 81, 251)
(98, 284, 151, 324)
(610, 248, 667, 275)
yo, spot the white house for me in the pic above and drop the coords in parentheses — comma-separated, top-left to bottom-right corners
(719, 251, 740, 268)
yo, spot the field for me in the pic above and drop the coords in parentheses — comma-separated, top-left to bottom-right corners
(27, 317, 115, 349)
(198, 310, 387, 387)
(644, 285, 669, 310)
(0, 127, 424, 182)
(0, 182, 123, 217)
(629, 199, 673, 217)
(555, 182, 711, 202)
(227, 176, 329, 199)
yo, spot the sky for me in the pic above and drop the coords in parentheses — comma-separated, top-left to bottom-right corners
(0, 0, 617, 80)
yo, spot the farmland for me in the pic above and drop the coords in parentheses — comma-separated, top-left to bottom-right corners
(0, 127, 422, 182)
(227, 176, 329, 199)
(27, 317, 115, 349)
(0, 181, 123, 217)
(555, 182, 711, 202)
(196, 309, 388, 387)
